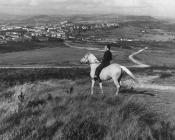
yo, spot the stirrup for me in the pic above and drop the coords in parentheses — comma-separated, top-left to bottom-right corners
(98, 78, 102, 83)
(94, 77, 98, 81)
(94, 75, 98, 80)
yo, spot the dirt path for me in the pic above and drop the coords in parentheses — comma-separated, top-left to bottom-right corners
(128, 47, 150, 68)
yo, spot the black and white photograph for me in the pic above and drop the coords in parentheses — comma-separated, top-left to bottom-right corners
(0, 0, 175, 139)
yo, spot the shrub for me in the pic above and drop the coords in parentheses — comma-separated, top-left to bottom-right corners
(27, 98, 46, 108)
(62, 116, 107, 140)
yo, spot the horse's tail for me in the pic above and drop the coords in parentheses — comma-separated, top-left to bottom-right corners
(120, 66, 139, 83)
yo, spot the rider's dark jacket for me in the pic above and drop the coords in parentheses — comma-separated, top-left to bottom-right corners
(95, 50, 112, 80)
(101, 50, 112, 66)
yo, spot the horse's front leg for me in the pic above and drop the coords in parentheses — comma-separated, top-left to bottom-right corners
(99, 82, 104, 94)
(91, 79, 95, 95)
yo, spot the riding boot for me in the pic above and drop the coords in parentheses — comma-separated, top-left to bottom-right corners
(94, 75, 98, 81)
(98, 78, 102, 83)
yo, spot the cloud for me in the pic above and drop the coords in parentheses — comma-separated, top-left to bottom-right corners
(0, 0, 175, 17)
(0, 0, 147, 8)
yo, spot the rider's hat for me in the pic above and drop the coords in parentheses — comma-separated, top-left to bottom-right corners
(106, 44, 111, 50)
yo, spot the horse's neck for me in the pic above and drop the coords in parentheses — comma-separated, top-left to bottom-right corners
(88, 54, 100, 73)
(90, 63, 99, 72)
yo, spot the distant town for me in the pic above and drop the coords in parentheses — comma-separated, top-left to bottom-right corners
(0, 21, 119, 44)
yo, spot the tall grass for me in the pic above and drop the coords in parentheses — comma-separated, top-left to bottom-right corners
(0, 79, 174, 140)
(0, 68, 89, 91)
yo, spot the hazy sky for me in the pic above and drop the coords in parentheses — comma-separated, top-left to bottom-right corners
(0, 0, 175, 18)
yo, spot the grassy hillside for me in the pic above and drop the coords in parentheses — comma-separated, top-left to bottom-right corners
(0, 68, 89, 91)
(0, 68, 175, 140)
(0, 78, 175, 140)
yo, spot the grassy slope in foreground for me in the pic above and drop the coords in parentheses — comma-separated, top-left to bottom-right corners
(0, 78, 175, 140)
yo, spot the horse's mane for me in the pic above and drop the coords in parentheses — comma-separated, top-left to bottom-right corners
(88, 53, 100, 63)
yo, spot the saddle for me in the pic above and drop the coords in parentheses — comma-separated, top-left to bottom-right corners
(94, 76, 102, 82)
(94, 66, 107, 82)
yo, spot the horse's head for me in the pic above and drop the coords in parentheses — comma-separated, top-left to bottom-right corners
(80, 53, 99, 64)
(80, 53, 90, 64)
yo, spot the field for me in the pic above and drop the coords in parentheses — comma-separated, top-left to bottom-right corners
(1, 40, 175, 139)
(1, 40, 172, 67)
(0, 41, 87, 66)
(0, 41, 135, 66)
(0, 41, 65, 53)
(1, 15, 175, 140)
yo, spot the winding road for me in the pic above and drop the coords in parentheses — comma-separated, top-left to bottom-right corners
(128, 47, 150, 68)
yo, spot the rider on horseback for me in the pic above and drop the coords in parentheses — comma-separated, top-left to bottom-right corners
(94, 44, 112, 81)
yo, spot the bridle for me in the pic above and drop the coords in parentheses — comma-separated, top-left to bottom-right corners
(87, 58, 100, 65)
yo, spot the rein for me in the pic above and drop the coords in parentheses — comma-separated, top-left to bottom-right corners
(88, 59, 100, 65)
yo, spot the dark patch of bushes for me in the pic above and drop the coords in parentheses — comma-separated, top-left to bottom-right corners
(0, 68, 89, 87)
(151, 121, 175, 140)
(27, 98, 46, 108)
(47, 93, 53, 101)
(76, 78, 90, 85)
(54, 96, 62, 103)
(160, 73, 172, 79)
(65, 86, 74, 94)
(119, 101, 147, 121)
(10, 118, 63, 140)
(105, 96, 123, 106)
(0, 91, 14, 99)
(0, 109, 41, 135)
(52, 105, 67, 117)
(139, 111, 159, 127)
(36, 121, 64, 140)
(74, 94, 91, 102)
(0, 41, 64, 53)
(62, 116, 107, 140)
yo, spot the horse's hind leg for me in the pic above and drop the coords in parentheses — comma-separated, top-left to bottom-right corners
(113, 78, 120, 96)
(118, 70, 123, 86)
(99, 82, 104, 94)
